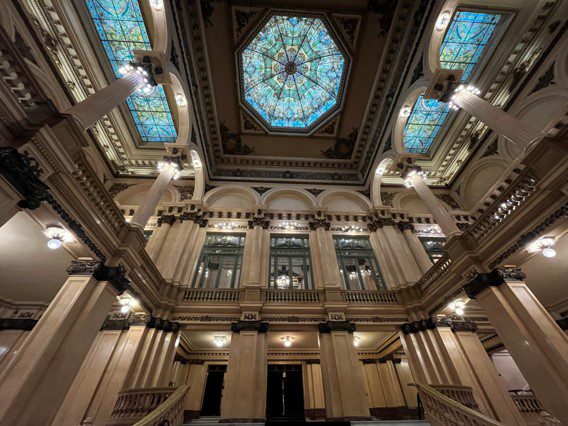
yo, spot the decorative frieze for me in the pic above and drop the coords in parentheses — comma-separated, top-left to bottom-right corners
(248, 217, 270, 229)
(318, 320, 355, 334)
(463, 267, 526, 299)
(230, 320, 268, 333)
(157, 214, 176, 226)
(308, 217, 330, 231)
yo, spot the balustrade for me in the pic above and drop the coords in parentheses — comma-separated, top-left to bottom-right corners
(107, 387, 174, 425)
(416, 253, 452, 292)
(182, 288, 240, 302)
(341, 289, 398, 303)
(265, 289, 321, 303)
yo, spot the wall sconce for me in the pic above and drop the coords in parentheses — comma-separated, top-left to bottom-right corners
(448, 299, 466, 316)
(214, 336, 228, 347)
(353, 336, 362, 347)
(282, 336, 295, 347)
(43, 226, 74, 250)
(527, 237, 556, 258)
(118, 296, 136, 313)
(436, 11, 451, 30)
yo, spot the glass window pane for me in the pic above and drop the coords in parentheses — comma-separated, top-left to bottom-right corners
(334, 236, 386, 290)
(192, 233, 245, 288)
(269, 235, 313, 290)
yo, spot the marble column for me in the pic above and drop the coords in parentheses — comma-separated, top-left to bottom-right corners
(160, 216, 198, 282)
(130, 159, 180, 229)
(404, 167, 461, 238)
(398, 221, 433, 274)
(145, 214, 176, 261)
(0, 260, 129, 425)
(220, 321, 268, 422)
(184, 361, 208, 421)
(0, 177, 21, 229)
(451, 88, 542, 149)
(401, 318, 526, 424)
(304, 360, 326, 419)
(395, 360, 418, 408)
(66, 70, 146, 130)
(246, 217, 269, 286)
(310, 218, 341, 288)
(464, 268, 568, 424)
(318, 321, 371, 420)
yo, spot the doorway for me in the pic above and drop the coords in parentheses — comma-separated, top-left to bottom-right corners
(266, 364, 305, 421)
(200, 365, 226, 416)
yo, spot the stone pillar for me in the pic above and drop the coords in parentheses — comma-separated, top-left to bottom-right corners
(145, 214, 176, 261)
(361, 360, 388, 415)
(401, 318, 525, 424)
(171, 355, 190, 387)
(378, 359, 407, 409)
(395, 360, 418, 409)
(403, 167, 461, 238)
(464, 268, 568, 424)
(451, 88, 541, 149)
(160, 216, 198, 282)
(0, 260, 129, 425)
(304, 360, 325, 419)
(310, 217, 341, 287)
(220, 321, 268, 422)
(130, 158, 180, 229)
(66, 70, 146, 130)
(318, 321, 371, 421)
(398, 221, 433, 274)
(184, 360, 208, 421)
(246, 216, 269, 286)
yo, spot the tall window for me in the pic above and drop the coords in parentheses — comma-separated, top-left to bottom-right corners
(269, 235, 313, 290)
(334, 236, 386, 290)
(419, 237, 446, 263)
(192, 234, 245, 288)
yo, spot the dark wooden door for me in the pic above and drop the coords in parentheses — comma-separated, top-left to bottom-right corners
(200, 365, 226, 416)
(266, 364, 305, 420)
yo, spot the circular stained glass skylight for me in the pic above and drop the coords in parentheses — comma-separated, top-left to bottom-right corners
(238, 14, 348, 132)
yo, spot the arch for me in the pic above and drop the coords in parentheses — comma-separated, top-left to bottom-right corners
(371, 153, 396, 207)
(146, 0, 170, 56)
(424, 0, 457, 77)
(115, 181, 178, 206)
(317, 189, 372, 213)
(458, 156, 508, 210)
(555, 40, 568, 90)
(203, 186, 261, 210)
(393, 192, 431, 214)
(261, 188, 316, 211)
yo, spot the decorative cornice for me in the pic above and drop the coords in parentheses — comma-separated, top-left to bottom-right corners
(451, 320, 478, 333)
(230, 320, 268, 333)
(100, 318, 130, 331)
(464, 267, 526, 299)
(305, 359, 320, 365)
(66, 260, 130, 294)
(397, 221, 414, 232)
(318, 320, 355, 334)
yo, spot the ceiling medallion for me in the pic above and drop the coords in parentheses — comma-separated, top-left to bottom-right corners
(237, 12, 350, 134)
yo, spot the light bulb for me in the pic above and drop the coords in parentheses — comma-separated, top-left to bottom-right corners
(455, 307, 464, 316)
(400, 106, 411, 118)
(436, 11, 451, 30)
(47, 238, 62, 250)
(542, 247, 556, 258)
(120, 305, 130, 314)
(214, 336, 227, 347)
(353, 336, 361, 347)
(175, 94, 186, 106)
(149, 0, 164, 10)
(282, 336, 293, 347)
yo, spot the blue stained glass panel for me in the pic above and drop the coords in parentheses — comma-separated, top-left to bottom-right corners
(440, 11, 501, 81)
(403, 95, 449, 154)
(240, 15, 347, 130)
(86, 0, 177, 143)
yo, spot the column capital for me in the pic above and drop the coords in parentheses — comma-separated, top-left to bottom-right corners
(230, 320, 268, 333)
(318, 320, 355, 334)
(361, 358, 378, 364)
(157, 214, 176, 226)
(163, 320, 180, 333)
(308, 217, 330, 231)
(305, 359, 320, 364)
(400, 163, 423, 182)
(162, 154, 184, 170)
(451, 320, 478, 333)
(0, 318, 37, 331)
(463, 267, 525, 299)
(66, 260, 130, 294)
(180, 211, 208, 227)
(0, 147, 49, 210)
(397, 221, 415, 232)
(129, 313, 150, 326)
(248, 216, 270, 229)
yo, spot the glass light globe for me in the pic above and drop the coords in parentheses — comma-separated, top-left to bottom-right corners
(120, 305, 130, 314)
(149, 0, 163, 10)
(455, 307, 465, 316)
(542, 247, 556, 258)
(47, 238, 62, 250)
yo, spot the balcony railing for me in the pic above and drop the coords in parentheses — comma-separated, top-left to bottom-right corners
(416, 253, 452, 292)
(181, 287, 399, 304)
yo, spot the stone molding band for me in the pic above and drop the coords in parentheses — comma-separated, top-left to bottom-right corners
(230, 320, 269, 333)
(0, 318, 38, 331)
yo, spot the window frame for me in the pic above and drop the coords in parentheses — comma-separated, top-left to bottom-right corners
(268, 234, 314, 290)
(333, 235, 386, 290)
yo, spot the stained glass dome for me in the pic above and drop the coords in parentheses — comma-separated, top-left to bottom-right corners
(238, 14, 348, 132)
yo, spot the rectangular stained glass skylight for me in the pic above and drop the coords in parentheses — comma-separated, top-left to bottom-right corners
(86, 0, 177, 142)
(440, 11, 501, 81)
(403, 95, 450, 154)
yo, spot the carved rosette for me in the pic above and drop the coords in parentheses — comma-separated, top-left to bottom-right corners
(157, 214, 176, 226)
(397, 221, 415, 232)
(308, 218, 330, 231)
(248, 216, 270, 229)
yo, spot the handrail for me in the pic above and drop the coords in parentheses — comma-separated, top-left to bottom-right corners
(134, 385, 189, 426)
(265, 289, 321, 303)
(413, 383, 503, 425)
(341, 289, 398, 303)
